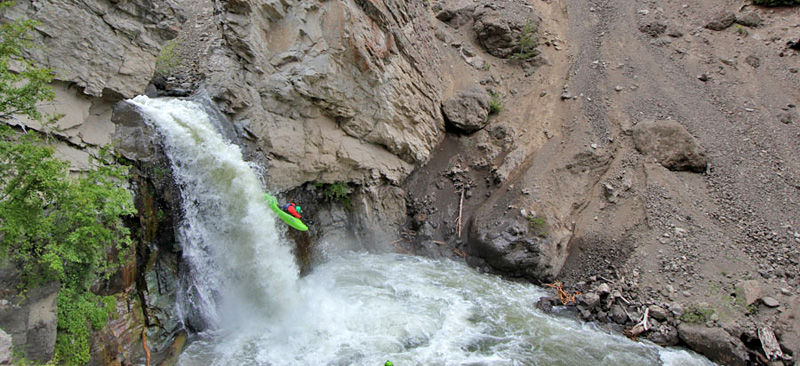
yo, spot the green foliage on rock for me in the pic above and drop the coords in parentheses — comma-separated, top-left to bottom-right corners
(526, 215, 548, 238)
(155, 38, 181, 77)
(54, 289, 116, 365)
(316, 182, 352, 209)
(0, 3, 55, 121)
(0, 5, 136, 365)
(751, 0, 800, 6)
(680, 304, 716, 324)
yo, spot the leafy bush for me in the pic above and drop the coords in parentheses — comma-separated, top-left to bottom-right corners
(0, 5, 136, 364)
(752, 0, 800, 6)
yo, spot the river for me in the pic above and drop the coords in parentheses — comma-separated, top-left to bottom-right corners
(129, 96, 715, 366)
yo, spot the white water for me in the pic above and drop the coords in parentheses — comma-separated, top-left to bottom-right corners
(130, 96, 715, 366)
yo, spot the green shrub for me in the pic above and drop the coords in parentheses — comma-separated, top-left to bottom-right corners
(752, 0, 800, 6)
(154, 38, 181, 77)
(54, 289, 116, 365)
(510, 19, 539, 61)
(316, 182, 352, 209)
(526, 215, 548, 238)
(680, 305, 716, 323)
(488, 91, 503, 115)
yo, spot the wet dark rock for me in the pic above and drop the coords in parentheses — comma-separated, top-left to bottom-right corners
(678, 324, 749, 366)
(595, 283, 612, 297)
(467, 214, 553, 282)
(159, 88, 191, 97)
(647, 324, 680, 346)
(536, 297, 557, 313)
(609, 304, 628, 324)
(111, 101, 159, 162)
(576, 293, 601, 310)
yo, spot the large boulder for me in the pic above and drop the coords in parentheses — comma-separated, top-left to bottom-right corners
(435, 0, 476, 28)
(735, 280, 763, 306)
(442, 86, 491, 133)
(678, 324, 749, 366)
(472, 2, 540, 58)
(111, 101, 160, 162)
(631, 120, 708, 173)
(467, 217, 555, 282)
(705, 11, 736, 31)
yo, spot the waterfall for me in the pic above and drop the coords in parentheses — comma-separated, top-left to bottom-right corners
(129, 96, 714, 366)
(129, 95, 299, 329)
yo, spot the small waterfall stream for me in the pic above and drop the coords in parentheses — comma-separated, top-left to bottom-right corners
(129, 96, 714, 366)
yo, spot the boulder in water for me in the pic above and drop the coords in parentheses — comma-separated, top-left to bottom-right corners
(678, 324, 749, 366)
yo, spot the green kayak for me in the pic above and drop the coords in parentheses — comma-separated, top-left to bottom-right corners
(264, 193, 309, 231)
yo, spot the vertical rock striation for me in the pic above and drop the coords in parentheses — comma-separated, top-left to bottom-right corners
(206, 0, 445, 190)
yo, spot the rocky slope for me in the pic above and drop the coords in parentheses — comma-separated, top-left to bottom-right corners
(401, 0, 800, 364)
(0, 0, 799, 364)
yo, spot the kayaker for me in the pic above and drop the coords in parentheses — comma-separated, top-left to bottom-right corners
(280, 202, 302, 219)
(384, 362, 393, 366)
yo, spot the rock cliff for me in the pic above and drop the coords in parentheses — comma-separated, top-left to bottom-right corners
(1, 0, 799, 364)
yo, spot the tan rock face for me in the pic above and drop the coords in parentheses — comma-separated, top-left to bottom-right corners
(206, 0, 445, 190)
(4, 0, 182, 98)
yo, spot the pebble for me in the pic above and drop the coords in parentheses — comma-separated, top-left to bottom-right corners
(780, 288, 792, 296)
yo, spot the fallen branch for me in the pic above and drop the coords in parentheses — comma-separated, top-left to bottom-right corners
(142, 329, 151, 366)
(433, 240, 447, 246)
(394, 245, 414, 255)
(453, 248, 466, 258)
(544, 282, 581, 305)
(625, 307, 650, 337)
(759, 327, 783, 361)
(456, 190, 464, 237)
